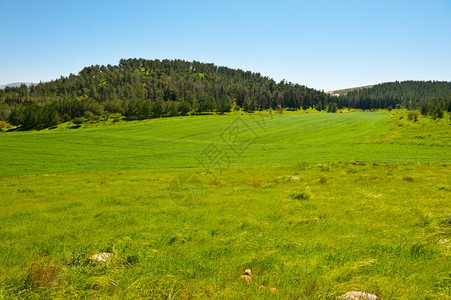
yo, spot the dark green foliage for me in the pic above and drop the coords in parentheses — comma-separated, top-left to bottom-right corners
(326, 102, 337, 113)
(291, 191, 311, 200)
(8, 106, 25, 126)
(0, 59, 328, 127)
(72, 117, 83, 125)
(419, 97, 449, 119)
(42, 105, 60, 126)
(0, 103, 11, 121)
(62, 114, 71, 122)
(339, 81, 451, 110)
(2, 60, 450, 127)
(83, 111, 94, 120)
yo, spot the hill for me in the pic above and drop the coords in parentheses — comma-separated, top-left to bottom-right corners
(0, 82, 34, 90)
(336, 81, 451, 114)
(326, 85, 373, 96)
(0, 59, 329, 127)
(0, 60, 450, 127)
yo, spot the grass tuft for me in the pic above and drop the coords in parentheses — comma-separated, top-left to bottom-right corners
(26, 256, 62, 289)
(290, 191, 311, 200)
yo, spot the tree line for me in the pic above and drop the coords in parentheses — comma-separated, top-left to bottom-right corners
(336, 81, 451, 118)
(0, 59, 450, 127)
(0, 59, 334, 127)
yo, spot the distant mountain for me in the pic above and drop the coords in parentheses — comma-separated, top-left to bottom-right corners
(327, 85, 374, 96)
(0, 82, 34, 89)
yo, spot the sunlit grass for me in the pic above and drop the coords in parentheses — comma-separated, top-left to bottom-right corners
(0, 110, 449, 176)
(0, 162, 449, 298)
(0, 110, 450, 298)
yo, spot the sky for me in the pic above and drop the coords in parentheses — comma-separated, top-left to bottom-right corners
(1, 0, 450, 91)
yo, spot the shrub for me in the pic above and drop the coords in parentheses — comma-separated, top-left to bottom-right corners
(291, 191, 311, 200)
(318, 177, 328, 184)
(83, 111, 94, 120)
(112, 113, 121, 122)
(72, 117, 84, 125)
(62, 114, 71, 123)
(407, 111, 419, 121)
(0, 120, 8, 131)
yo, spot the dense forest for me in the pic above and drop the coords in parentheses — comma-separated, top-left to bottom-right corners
(0, 59, 331, 127)
(336, 81, 451, 118)
(0, 59, 450, 127)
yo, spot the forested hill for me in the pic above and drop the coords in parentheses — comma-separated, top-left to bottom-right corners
(0, 59, 450, 127)
(0, 59, 329, 126)
(336, 81, 451, 113)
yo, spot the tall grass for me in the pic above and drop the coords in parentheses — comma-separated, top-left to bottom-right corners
(0, 162, 449, 298)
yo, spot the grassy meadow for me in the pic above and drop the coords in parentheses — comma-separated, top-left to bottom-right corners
(0, 110, 449, 176)
(0, 110, 450, 299)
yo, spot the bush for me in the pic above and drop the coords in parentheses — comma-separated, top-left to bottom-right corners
(72, 117, 84, 125)
(62, 114, 71, 123)
(112, 113, 121, 122)
(318, 177, 328, 184)
(83, 111, 94, 120)
(291, 191, 311, 200)
(0, 120, 8, 131)
(407, 111, 419, 121)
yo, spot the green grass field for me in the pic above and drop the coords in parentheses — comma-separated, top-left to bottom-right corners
(0, 111, 449, 176)
(0, 110, 450, 299)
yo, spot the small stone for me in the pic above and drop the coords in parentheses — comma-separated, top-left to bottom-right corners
(240, 274, 251, 282)
(241, 268, 252, 282)
(338, 291, 379, 300)
(258, 285, 265, 290)
(90, 252, 113, 262)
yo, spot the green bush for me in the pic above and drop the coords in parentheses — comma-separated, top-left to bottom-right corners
(291, 191, 311, 200)
(407, 111, 419, 121)
(72, 117, 84, 125)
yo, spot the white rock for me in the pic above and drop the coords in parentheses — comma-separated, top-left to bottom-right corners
(338, 291, 379, 300)
(241, 268, 252, 282)
(90, 252, 113, 262)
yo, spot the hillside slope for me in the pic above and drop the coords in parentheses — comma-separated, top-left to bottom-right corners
(0, 59, 328, 126)
(336, 81, 451, 111)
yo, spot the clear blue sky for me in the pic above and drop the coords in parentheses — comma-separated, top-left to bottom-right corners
(1, 0, 450, 91)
